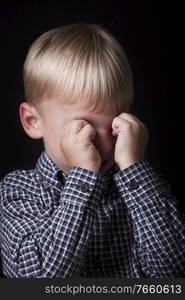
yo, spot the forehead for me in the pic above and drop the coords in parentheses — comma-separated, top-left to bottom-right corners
(38, 98, 125, 126)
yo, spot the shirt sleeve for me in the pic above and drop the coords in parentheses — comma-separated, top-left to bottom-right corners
(0, 167, 105, 278)
(113, 159, 185, 278)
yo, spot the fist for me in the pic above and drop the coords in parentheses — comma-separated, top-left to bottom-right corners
(112, 113, 149, 170)
(60, 119, 101, 172)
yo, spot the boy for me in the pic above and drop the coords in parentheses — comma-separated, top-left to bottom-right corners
(0, 23, 185, 278)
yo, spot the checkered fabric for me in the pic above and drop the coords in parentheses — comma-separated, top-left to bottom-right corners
(0, 151, 185, 278)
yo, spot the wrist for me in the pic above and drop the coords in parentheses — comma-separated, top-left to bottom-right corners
(81, 164, 100, 173)
(117, 159, 141, 170)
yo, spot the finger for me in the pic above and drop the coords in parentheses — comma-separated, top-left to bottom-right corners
(117, 112, 145, 126)
(65, 119, 89, 134)
(112, 116, 131, 131)
(79, 123, 96, 141)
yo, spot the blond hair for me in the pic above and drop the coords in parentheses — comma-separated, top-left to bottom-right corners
(23, 23, 133, 112)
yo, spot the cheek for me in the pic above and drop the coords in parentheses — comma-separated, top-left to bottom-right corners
(43, 118, 63, 141)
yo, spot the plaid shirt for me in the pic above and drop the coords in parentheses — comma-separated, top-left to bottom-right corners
(0, 151, 185, 278)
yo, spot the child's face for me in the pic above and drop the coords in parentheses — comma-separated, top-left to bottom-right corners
(26, 98, 127, 174)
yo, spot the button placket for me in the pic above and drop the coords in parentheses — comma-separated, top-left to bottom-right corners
(80, 183, 90, 192)
(129, 179, 140, 191)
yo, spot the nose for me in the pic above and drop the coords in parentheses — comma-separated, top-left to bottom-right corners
(93, 131, 116, 160)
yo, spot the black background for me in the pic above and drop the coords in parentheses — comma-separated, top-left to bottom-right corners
(0, 2, 184, 213)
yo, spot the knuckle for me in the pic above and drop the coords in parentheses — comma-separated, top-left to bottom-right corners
(118, 112, 127, 118)
(133, 122, 140, 130)
(124, 122, 132, 130)
(112, 116, 121, 126)
(85, 123, 92, 129)
(86, 123, 95, 132)
(85, 124, 95, 134)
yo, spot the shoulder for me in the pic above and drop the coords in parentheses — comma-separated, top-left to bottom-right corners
(0, 169, 45, 219)
(0, 168, 42, 199)
(0, 169, 45, 229)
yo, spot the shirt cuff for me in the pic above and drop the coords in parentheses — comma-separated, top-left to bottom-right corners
(61, 166, 106, 211)
(113, 159, 171, 207)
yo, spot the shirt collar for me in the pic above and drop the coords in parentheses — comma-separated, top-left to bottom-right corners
(36, 151, 119, 189)
(36, 151, 66, 191)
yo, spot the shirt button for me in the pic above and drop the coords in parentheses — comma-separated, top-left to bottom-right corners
(129, 179, 139, 190)
(80, 183, 89, 192)
(57, 171, 65, 184)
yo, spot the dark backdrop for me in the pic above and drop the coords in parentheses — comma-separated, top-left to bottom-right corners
(0, 0, 184, 276)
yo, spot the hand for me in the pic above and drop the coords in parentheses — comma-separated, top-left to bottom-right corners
(60, 119, 102, 172)
(112, 113, 149, 170)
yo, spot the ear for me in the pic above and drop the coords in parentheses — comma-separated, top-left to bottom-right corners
(19, 102, 43, 139)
